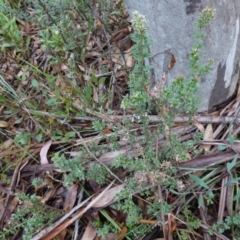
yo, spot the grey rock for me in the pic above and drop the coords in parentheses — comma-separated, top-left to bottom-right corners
(124, 0, 240, 112)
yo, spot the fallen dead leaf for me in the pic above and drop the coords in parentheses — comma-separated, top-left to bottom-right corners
(40, 140, 52, 165)
(64, 184, 78, 213)
(194, 122, 205, 133)
(203, 123, 213, 152)
(0, 120, 9, 128)
(81, 221, 97, 240)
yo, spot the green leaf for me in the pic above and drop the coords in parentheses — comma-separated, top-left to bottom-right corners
(218, 145, 227, 151)
(99, 77, 106, 85)
(227, 133, 235, 146)
(65, 131, 75, 138)
(0, 94, 7, 101)
(227, 155, 238, 175)
(189, 174, 209, 189)
(15, 132, 31, 145)
(46, 98, 57, 106)
(233, 192, 240, 201)
(31, 79, 39, 90)
(15, 118, 22, 124)
(90, 74, 98, 84)
(110, 11, 121, 15)
(36, 133, 43, 142)
(207, 189, 214, 197)
(225, 177, 240, 187)
(198, 193, 203, 208)
(85, 86, 92, 101)
(169, 189, 181, 195)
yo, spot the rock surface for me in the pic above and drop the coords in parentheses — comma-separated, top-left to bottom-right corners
(124, 0, 240, 112)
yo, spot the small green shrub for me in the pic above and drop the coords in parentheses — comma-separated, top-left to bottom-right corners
(0, 12, 23, 52)
(1, 193, 61, 240)
(0, 1, 221, 239)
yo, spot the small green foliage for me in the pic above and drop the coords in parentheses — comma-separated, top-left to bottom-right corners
(14, 132, 32, 145)
(227, 155, 238, 175)
(204, 190, 214, 205)
(114, 8, 215, 238)
(1, 193, 60, 240)
(147, 201, 171, 218)
(177, 230, 189, 240)
(190, 9, 215, 78)
(112, 155, 140, 171)
(92, 120, 106, 131)
(96, 222, 119, 238)
(32, 177, 43, 188)
(52, 153, 85, 187)
(39, 26, 65, 52)
(119, 198, 142, 227)
(121, 11, 152, 114)
(227, 132, 235, 146)
(182, 206, 201, 230)
(0, 2, 224, 239)
(163, 76, 200, 115)
(195, 8, 216, 29)
(208, 212, 240, 236)
(86, 164, 109, 185)
(0, 12, 23, 52)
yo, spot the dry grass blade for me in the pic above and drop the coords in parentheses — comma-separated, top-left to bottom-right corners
(0, 75, 20, 101)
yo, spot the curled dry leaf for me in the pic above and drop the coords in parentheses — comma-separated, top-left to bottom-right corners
(168, 53, 176, 70)
(40, 140, 52, 165)
(203, 123, 213, 152)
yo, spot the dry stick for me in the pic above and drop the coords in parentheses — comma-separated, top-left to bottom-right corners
(21, 108, 240, 125)
(178, 150, 236, 171)
(110, 67, 117, 109)
(216, 176, 229, 240)
(155, 137, 168, 239)
(157, 185, 168, 239)
(113, 115, 240, 124)
(199, 199, 211, 240)
(213, 98, 240, 140)
(73, 188, 84, 240)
